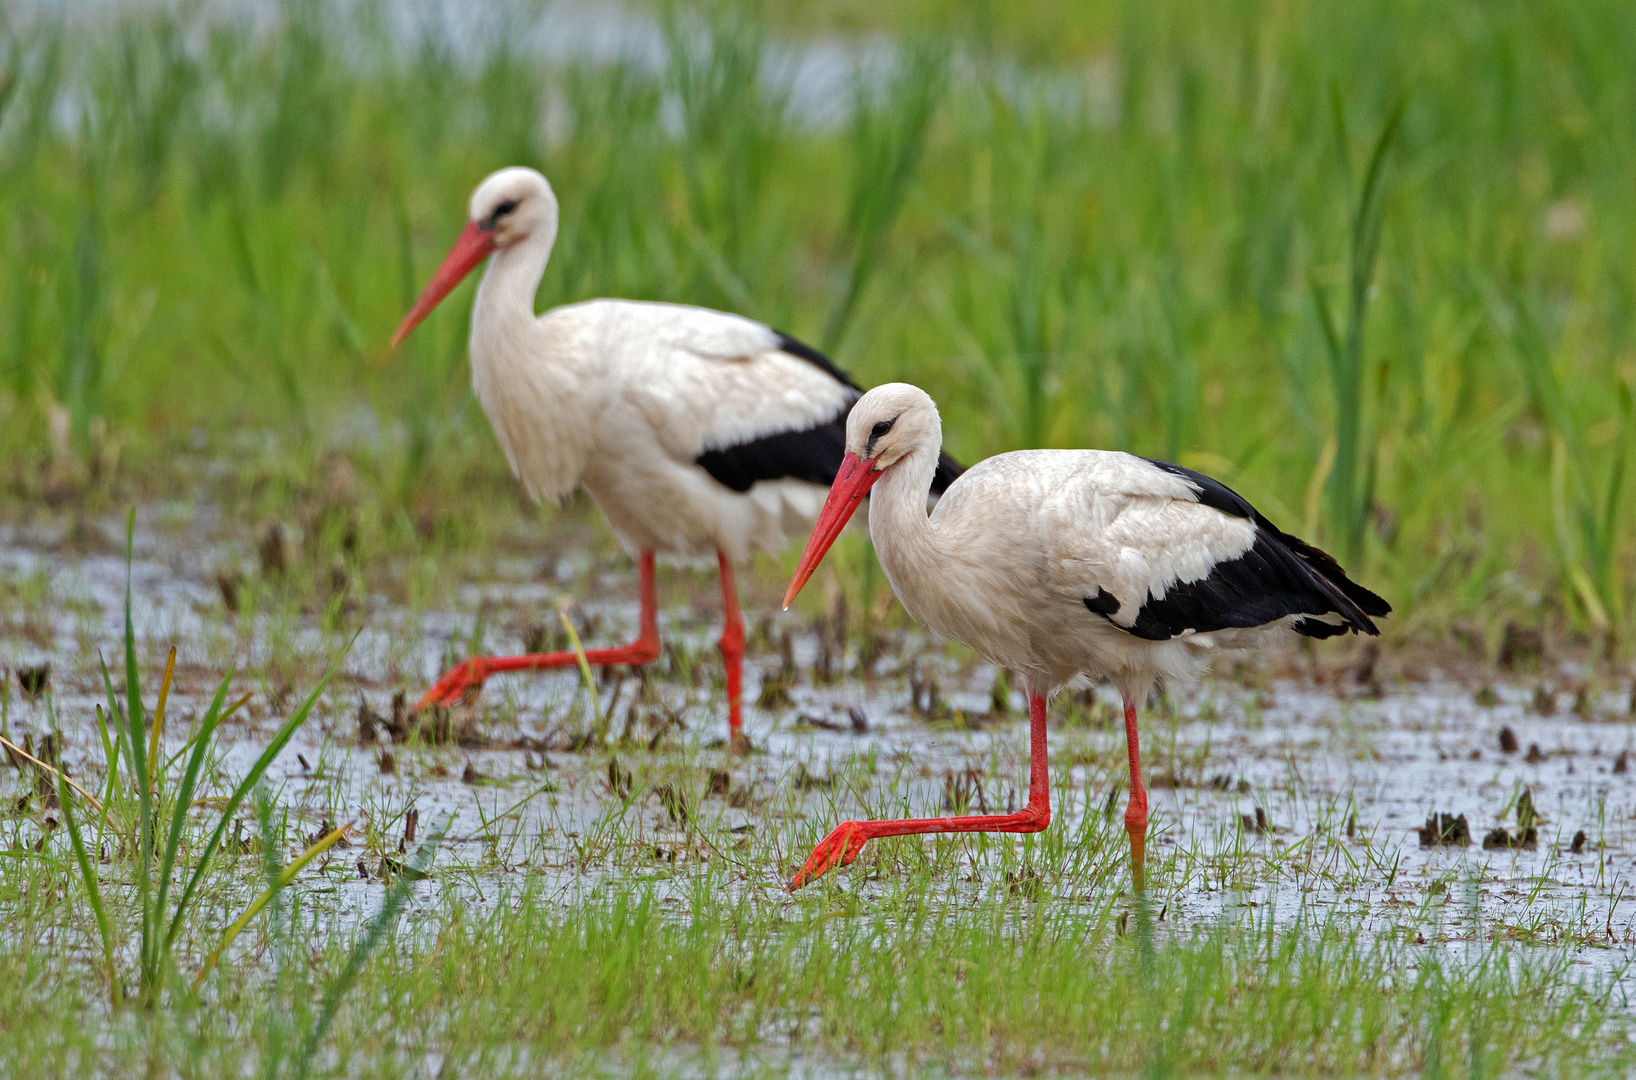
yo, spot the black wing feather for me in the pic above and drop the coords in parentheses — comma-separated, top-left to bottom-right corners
(695, 332, 964, 495)
(1081, 458, 1391, 641)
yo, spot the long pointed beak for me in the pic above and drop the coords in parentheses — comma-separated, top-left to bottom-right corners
(390, 221, 497, 349)
(783, 452, 882, 609)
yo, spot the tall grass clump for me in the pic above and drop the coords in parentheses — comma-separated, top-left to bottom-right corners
(821, 41, 948, 353)
(0, 0, 1633, 642)
(663, 9, 789, 311)
(1309, 95, 1405, 567)
(56, 514, 348, 1007)
(1500, 291, 1633, 645)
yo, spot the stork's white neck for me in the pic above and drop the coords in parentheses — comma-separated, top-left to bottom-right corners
(867, 440, 949, 623)
(472, 226, 555, 337)
(466, 223, 594, 503)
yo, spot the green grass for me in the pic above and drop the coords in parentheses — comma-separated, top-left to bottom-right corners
(1, 852, 1630, 1076)
(4, 4, 1636, 1068)
(3, 517, 1635, 1074)
(0, 0, 1634, 648)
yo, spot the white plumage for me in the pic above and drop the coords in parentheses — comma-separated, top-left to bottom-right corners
(392, 169, 960, 746)
(782, 383, 1389, 888)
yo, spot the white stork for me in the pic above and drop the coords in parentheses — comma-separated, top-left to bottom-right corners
(390, 168, 961, 750)
(782, 383, 1390, 888)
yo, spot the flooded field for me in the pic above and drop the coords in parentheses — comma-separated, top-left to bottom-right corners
(7, 506, 1636, 986)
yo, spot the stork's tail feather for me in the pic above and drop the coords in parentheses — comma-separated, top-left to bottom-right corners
(1278, 532, 1392, 635)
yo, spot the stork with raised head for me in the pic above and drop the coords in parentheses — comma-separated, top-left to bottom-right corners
(390, 168, 961, 751)
(782, 383, 1390, 888)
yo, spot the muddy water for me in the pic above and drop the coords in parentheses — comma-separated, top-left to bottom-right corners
(4, 509, 1636, 979)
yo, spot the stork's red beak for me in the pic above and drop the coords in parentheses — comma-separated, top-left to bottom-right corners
(390, 222, 497, 349)
(783, 452, 882, 609)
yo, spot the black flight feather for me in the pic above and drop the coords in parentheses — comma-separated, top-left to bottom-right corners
(1080, 457, 1390, 642)
(695, 332, 963, 496)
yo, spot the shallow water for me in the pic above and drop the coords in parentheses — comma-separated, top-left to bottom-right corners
(4, 507, 1636, 983)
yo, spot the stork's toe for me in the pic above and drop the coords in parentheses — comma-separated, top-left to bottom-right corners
(414, 659, 488, 712)
(788, 822, 868, 890)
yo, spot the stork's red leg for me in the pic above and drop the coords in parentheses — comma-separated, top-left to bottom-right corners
(790, 691, 1051, 889)
(716, 550, 750, 755)
(1122, 694, 1149, 892)
(414, 551, 661, 710)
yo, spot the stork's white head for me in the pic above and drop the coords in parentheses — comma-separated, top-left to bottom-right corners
(391, 166, 560, 348)
(467, 166, 559, 250)
(783, 382, 944, 609)
(843, 382, 942, 473)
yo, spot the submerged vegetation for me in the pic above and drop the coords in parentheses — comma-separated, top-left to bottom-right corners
(0, 0, 1632, 647)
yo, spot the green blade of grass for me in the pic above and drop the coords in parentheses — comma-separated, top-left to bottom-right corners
(191, 820, 352, 993)
(92, 703, 120, 839)
(163, 637, 354, 952)
(146, 644, 175, 792)
(149, 670, 237, 982)
(57, 772, 121, 1009)
(294, 817, 448, 1078)
(117, 510, 159, 998)
(559, 604, 602, 738)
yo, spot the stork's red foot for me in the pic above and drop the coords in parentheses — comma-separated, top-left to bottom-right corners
(789, 821, 869, 890)
(414, 658, 491, 711)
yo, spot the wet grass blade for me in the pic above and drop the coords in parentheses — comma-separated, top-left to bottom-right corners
(192, 820, 352, 992)
(116, 510, 160, 999)
(294, 818, 448, 1078)
(559, 604, 602, 736)
(93, 704, 120, 835)
(150, 670, 237, 982)
(146, 645, 175, 792)
(164, 636, 355, 953)
(57, 772, 121, 1008)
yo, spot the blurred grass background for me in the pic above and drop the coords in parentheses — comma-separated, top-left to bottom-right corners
(1, 0, 1633, 653)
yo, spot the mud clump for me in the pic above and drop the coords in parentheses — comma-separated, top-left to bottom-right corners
(1482, 826, 1538, 850)
(258, 523, 290, 577)
(1498, 727, 1519, 754)
(655, 783, 689, 824)
(792, 764, 833, 791)
(794, 707, 869, 735)
(358, 691, 487, 748)
(1418, 812, 1471, 847)
(942, 768, 989, 813)
(907, 660, 947, 719)
(756, 631, 799, 709)
(15, 665, 49, 701)
(1498, 622, 1543, 670)
(216, 569, 244, 612)
(1005, 865, 1043, 900)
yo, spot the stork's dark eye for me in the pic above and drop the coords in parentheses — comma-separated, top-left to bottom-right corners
(870, 418, 896, 440)
(481, 199, 520, 230)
